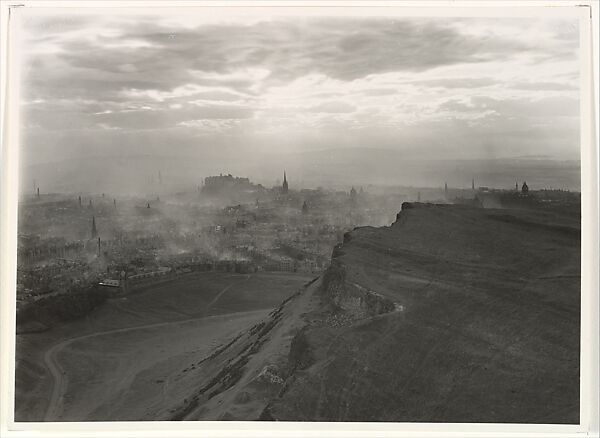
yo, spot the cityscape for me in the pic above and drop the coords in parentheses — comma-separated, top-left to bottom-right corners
(8, 5, 587, 430)
(16, 173, 579, 324)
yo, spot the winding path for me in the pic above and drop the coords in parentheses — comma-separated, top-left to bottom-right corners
(43, 276, 254, 421)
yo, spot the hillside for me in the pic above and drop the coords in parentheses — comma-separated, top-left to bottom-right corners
(156, 203, 581, 423)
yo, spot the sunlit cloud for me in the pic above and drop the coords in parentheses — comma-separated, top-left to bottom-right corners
(19, 11, 580, 163)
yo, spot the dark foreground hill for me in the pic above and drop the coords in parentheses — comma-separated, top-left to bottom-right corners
(159, 203, 581, 423)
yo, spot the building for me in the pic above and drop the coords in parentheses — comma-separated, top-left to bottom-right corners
(204, 174, 250, 191)
(302, 201, 309, 215)
(522, 181, 529, 193)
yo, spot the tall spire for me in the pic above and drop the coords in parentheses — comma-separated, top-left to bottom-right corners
(91, 216, 98, 239)
(282, 170, 289, 194)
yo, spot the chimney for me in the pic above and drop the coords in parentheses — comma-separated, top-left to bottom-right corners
(91, 216, 98, 239)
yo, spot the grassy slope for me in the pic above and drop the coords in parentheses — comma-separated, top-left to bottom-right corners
(271, 204, 581, 423)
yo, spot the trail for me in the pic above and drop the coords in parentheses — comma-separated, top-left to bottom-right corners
(203, 274, 251, 316)
(43, 276, 256, 422)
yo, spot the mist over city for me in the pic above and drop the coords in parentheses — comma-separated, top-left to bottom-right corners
(12, 7, 583, 427)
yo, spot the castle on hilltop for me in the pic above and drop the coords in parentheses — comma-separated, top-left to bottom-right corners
(202, 174, 258, 194)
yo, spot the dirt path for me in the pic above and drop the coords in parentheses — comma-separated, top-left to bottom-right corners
(43, 280, 260, 423)
(203, 274, 250, 316)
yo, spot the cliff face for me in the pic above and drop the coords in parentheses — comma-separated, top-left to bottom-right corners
(168, 203, 581, 423)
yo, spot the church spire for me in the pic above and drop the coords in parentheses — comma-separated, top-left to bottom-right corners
(282, 170, 289, 194)
(91, 216, 98, 239)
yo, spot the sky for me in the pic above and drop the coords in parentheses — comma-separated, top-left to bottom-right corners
(17, 9, 581, 191)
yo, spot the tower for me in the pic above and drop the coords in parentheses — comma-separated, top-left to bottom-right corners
(37, 187, 40, 198)
(282, 171, 289, 194)
(444, 182, 448, 196)
(472, 178, 475, 190)
(521, 181, 529, 194)
(91, 216, 98, 239)
(113, 198, 117, 207)
(78, 196, 82, 206)
(158, 171, 162, 185)
(302, 200, 309, 214)
(516, 182, 519, 191)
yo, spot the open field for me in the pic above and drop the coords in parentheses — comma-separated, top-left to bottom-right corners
(15, 271, 313, 421)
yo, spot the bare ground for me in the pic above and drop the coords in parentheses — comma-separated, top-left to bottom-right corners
(15, 271, 312, 421)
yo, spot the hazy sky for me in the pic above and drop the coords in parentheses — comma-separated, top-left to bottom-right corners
(19, 9, 580, 170)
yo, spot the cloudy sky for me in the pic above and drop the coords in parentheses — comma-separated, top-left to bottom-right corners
(18, 8, 580, 189)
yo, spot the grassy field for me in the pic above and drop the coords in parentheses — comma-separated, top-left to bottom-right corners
(15, 271, 314, 421)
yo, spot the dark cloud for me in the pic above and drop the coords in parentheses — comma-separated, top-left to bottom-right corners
(24, 17, 542, 102)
